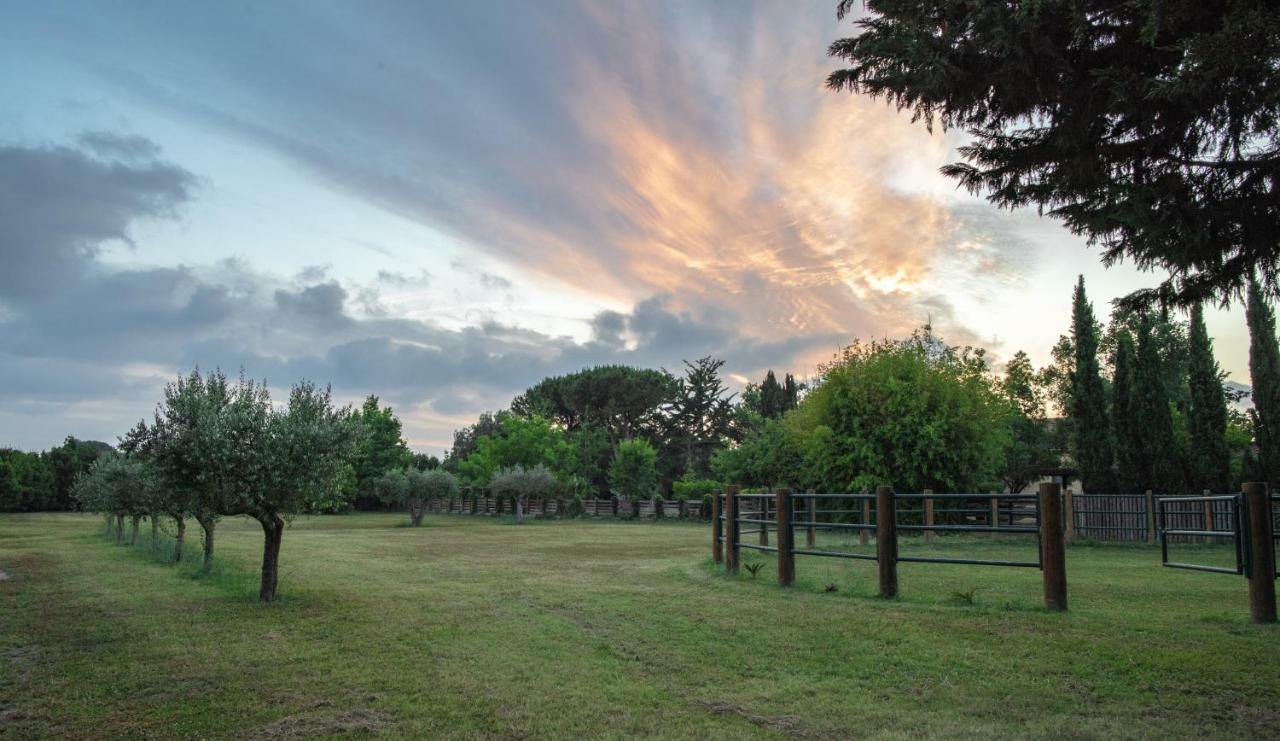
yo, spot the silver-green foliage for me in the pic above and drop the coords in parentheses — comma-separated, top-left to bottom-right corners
(489, 464, 556, 500)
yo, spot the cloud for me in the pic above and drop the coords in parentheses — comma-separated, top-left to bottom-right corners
(0, 3, 1061, 450)
(0, 139, 195, 300)
(0, 136, 844, 451)
(54, 1, 1024, 347)
(76, 130, 163, 160)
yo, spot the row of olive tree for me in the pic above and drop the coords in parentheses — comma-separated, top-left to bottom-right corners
(76, 369, 360, 602)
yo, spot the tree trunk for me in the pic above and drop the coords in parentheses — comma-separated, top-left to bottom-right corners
(129, 515, 141, 545)
(115, 514, 125, 542)
(258, 512, 286, 602)
(150, 515, 159, 549)
(173, 515, 186, 563)
(516, 495, 526, 523)
(197, 514, 216, 572)
(410, 500, 425, 527)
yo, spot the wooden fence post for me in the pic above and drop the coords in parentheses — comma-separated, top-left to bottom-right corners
(876, 485, 897, 599)
(1145, 490, 1156, 543)
(711, 491, 723, 564)
(805, 490, 817, 548)
(923, 489, 934, 544)
(776, 488, 795, 587)
(860, 494, 871, 547)
(1039, 482, 1068, 611)
(1243, 482, 1277, 624)
(1063, 486, 1076, 541)
(990, 496, 1000, 538)
(725, 485, 740, 576)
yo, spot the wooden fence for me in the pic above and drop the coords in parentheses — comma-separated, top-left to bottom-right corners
(1067, 490, 1244, 543)
(422, 496, 706, 520)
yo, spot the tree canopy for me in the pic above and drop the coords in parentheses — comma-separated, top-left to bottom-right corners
(828, 1, 1280, 308)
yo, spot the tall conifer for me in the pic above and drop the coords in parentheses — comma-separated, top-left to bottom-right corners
(1246, 278, 1280, 485)
(1187, 304, 1231, 492)
(1069, 276, 1114, 492)
(1111, 332, 1141, 492)
(1134, 315, 1180, 492)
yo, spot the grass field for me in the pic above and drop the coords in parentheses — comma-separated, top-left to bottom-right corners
(2, 512, 1277, 739)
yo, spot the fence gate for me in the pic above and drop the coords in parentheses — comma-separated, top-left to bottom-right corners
(1156, 494, 1246, 575)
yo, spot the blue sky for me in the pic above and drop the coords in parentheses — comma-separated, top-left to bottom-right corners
(0, 1, 1251, 453)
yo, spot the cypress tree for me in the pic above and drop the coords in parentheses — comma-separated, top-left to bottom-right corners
(1134, 315, 1180, 492)
(1246, 278, 1280, 485)
(759, 371, 783, 418)
(782, 373, 800, 412)
(1110, 332, 1141, 492)
(1069, 276, 1114, 493)
(1186, 304, 1231, 492)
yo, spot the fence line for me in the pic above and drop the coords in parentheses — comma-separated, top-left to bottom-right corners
(714, 485, 1067, 609)
(421, 495, 707, 521)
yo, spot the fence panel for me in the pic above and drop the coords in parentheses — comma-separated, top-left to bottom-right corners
(1072, 493, 1148, 541)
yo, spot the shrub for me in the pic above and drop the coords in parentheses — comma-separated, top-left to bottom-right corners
(786, 327, 1009, 492)
(672, 475, 721, 502)
(567, 493, 585, 518)
(609, 439, 658, 500)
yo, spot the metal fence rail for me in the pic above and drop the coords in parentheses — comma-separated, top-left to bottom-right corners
(1157, 494, 1245, 575)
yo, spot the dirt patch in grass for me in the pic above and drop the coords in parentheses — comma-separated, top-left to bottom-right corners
(698, 699, 812, 737)
(250, 708, 393, 738)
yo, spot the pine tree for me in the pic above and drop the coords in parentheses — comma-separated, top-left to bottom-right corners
(1246, 278, 1280, 485)
(1186, 303, 1231, 492)
(1069, 277, 1114, 493)
(1110, 331, 1141, 492)
(1134, 315, 1180, 492)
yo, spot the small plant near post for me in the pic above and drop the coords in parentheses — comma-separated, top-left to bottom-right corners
(1039, 482, 1068, 611)
(724, 485, 740, 576)
(1243, 482, 1277, 624)
(876, 485, 897, 599)
(775, 488, 795, 587)
(743, 561, 764, 579)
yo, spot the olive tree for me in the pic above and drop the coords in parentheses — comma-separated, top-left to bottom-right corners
(233, 381, 360, 602)
(410, 468, 459, 526)
(378, 467, 461, 526)
(126, 369, 247, 568)
(489, 464, 556, 523)
(72, 453, 159, 545)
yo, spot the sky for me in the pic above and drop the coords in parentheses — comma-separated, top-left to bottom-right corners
(0, 0, 1254, 455)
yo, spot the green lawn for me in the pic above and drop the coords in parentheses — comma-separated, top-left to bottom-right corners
(1, 512, 1276, 739)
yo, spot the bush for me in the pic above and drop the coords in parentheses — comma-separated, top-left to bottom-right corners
(566, 493, 585, 518)
(786, 327, 1009, 492)
(609, 439, 658, 500)
(672, 475, 721, 501)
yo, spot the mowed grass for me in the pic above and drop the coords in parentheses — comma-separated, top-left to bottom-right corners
(1, 513, 1277, 739)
